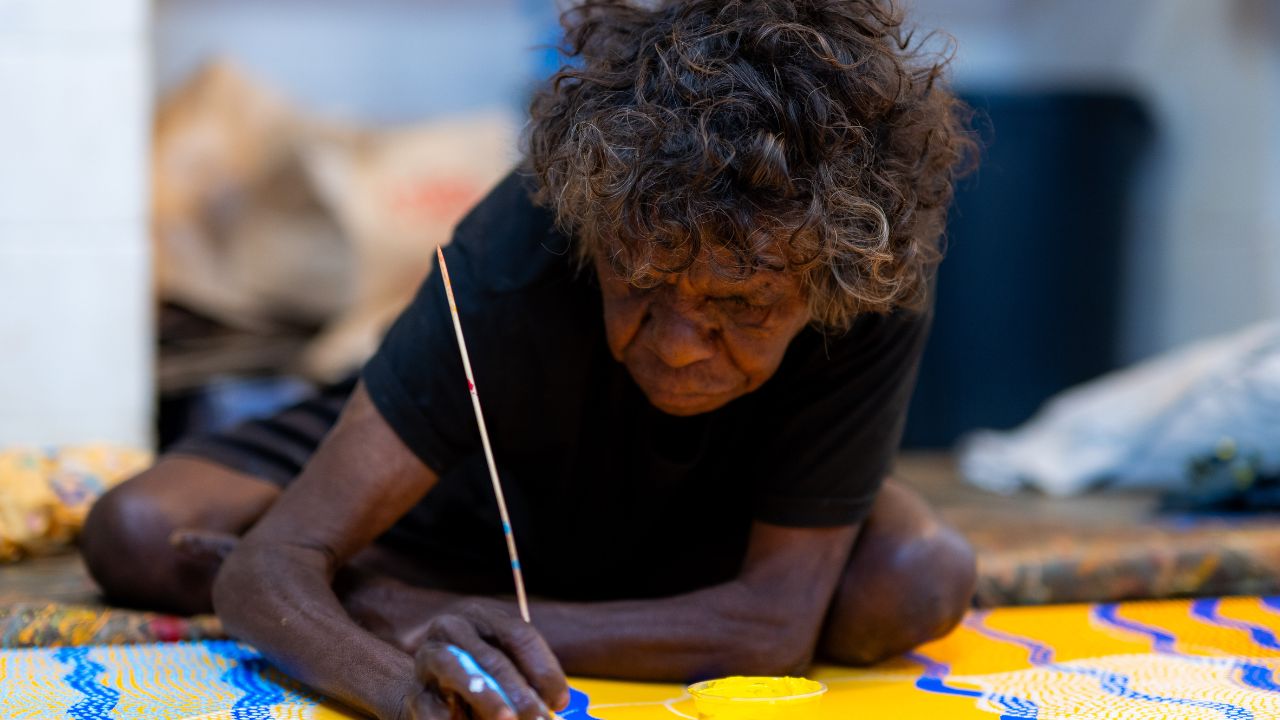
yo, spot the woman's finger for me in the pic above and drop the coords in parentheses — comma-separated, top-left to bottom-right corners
(474, 610, 570, 711)
(416, 641, 521, 720)
(421, 613, 553, 718)
(405, 688, 452, 720)
(456, 642, 558, 720)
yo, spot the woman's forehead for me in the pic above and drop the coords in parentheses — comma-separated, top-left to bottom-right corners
(671, 256, 801, 298)
(599, 240, 801, 296)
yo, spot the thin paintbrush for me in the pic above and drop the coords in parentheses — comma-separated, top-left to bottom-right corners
(435, 246, 532, 624)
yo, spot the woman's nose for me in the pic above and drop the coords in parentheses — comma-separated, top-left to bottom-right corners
(645, 304, 716, 368)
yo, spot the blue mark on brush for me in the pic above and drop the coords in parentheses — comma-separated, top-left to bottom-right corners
(502, 522, 512, 534)
(55, 646, 120, 720)
(447, 645, 515, 709)
(512, 560, 522, 570)
(207, 641, 286, 720)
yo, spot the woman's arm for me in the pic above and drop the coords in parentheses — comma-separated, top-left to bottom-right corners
(521, 521, 861, 680)
(339, 522, 860, 682)
(212, 382, 567, 720)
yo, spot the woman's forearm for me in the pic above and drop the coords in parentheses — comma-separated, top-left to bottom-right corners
(331, 524, 860, 684)
(524, 583, 808, 680)
(336, 571, 810, 682)
(214, 541, 419, 720)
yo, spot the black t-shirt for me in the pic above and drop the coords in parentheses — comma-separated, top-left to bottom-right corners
(361, 171, 930, 601)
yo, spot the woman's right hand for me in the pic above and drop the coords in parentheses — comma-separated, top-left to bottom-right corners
(401, 601, 570, 720)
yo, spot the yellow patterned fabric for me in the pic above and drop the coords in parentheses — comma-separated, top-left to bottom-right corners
(0, 640, 352, 720)
(0, 603, 225, 648)
(4, 597, 1280, 719)
(0, 445, 150, 562)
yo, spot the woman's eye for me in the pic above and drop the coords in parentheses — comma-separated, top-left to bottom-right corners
(626, 276, 661, 292)
(718, 296, 772, 324)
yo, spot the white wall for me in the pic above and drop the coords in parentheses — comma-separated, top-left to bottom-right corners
(909, 0, 1280, 363)
(1267, 0, 1280, 316)
(153, 0, 548, 124)
(0, 0, 152, 447)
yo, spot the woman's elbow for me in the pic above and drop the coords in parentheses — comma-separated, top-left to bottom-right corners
(210, 542, 300, 637)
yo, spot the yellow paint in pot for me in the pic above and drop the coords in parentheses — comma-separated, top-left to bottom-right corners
(687, 676, 827, 719)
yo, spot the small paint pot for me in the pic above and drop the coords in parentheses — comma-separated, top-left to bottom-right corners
(686, 676, 827, 719)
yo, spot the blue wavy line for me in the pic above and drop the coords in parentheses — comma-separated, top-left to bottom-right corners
(1085, 666, 1252, 720)
(966, 613, 1055, 665)
(1093, 603, 1180, 653)
(54, 646, 120, 720)
(1088, 604, 1254, 718)
(1192, 599, 1280, 651)
(906, 651, 984, 699)
(905, 650, 1038, 718)
(1188, 598, 1280, 693)
(207, 640, 286, 720)
(1259, 597, 1280, 616)
(977, 611, 1260, 716)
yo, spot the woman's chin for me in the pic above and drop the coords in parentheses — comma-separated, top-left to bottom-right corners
(643, 387, 736, 416)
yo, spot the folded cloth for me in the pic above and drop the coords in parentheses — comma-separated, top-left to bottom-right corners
(960, 322, 1280, 495)
(0, 445, 151, 563)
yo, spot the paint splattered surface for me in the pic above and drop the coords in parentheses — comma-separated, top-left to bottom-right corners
(0, 640, 351, 719)
(5, 597, 1280, 718)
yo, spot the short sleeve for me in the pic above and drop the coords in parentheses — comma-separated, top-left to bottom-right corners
(748, 307, 933, 527)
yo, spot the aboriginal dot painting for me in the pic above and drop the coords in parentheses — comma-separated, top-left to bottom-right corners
(5, 597, 1280, 719)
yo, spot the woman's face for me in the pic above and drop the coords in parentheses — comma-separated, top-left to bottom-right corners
(595, 251, 811, 416)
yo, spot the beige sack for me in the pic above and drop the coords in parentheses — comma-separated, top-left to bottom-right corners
(152, 60, 518, 381)
(299, 115, 519, 380)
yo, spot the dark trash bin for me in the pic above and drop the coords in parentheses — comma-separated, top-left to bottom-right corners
(903, 91, 1153, 448)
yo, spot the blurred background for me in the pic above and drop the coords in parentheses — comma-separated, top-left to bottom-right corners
(0, 0, 1276, 451)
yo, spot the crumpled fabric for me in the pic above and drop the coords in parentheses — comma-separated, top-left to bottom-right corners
(0, 445, 151, 562)
(959, 322, 1280, 496)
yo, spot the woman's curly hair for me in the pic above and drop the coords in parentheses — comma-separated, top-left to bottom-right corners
(526, 0, 976, 332)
